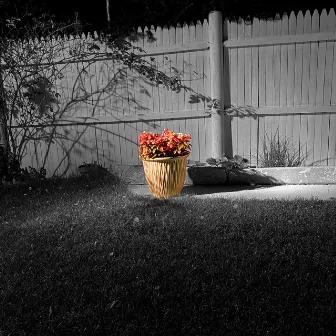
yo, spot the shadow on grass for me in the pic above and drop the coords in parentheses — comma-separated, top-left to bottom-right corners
(0, 171, 126, 223)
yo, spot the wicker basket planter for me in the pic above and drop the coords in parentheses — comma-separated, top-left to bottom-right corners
(187, 166, 227, 185)
(141, 155, 189, 198)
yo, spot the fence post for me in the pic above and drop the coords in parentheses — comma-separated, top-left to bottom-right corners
(209, 10, 224, 159)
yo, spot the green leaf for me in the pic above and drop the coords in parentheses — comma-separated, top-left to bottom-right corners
(206, 158, 218, 166)
(233, 155, 243, 162)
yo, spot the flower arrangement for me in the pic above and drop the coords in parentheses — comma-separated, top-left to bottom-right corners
(139, 128, 192, 160)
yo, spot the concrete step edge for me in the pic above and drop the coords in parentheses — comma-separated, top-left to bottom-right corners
(109, 165, 336, 185)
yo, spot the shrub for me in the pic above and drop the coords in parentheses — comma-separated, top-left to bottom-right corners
(258, 129, 308, 167)
(0, 147, 21, 182)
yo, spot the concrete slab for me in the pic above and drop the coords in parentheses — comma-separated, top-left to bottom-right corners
(111, 165, 336, 186)
(127, 184, 336, 200)
(255, 167, 336, 184)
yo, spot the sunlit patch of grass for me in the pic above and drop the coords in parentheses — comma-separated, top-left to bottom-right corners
(1, 177, 336, 335)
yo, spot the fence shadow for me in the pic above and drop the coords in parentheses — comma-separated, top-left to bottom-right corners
(13, 52, 211, 177)
(225, 105, 259, 118)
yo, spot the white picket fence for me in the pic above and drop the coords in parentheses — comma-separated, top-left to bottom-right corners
(225, 8, 336, 166)
(12, 8, 336, 175)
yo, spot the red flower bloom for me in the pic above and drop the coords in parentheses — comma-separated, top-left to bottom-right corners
(139, 129, 192, 160)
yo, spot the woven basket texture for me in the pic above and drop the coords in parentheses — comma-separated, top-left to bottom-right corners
(142, 155, 188, 198)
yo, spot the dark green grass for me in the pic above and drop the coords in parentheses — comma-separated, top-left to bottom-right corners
(1, 176, 336, 335)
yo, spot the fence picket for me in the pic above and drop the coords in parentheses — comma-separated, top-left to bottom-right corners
(320, 113, 330, 165)
(196, 20, 205, 161)
(182, 23, 191, 157)
(287, 12, 296, 107)
(292, 12, 304, 156)
(244, 22, 252, 106)
(129, 32, 142, 161)
(237, 19, 246, 157)
(149, 26, 160, 115)
(183, 23, 191, 112)
(163, 26, 171, 112)
(269, 16, 281, 149)
(189, 22, 197, 111)
(332, 34, 336, 104)
(300, 12, 312, 165)
(188, 22, 200, 161)
(299, 112, 309, 165)
(203, 19, 210, 110)
(67, 125, 80, 172)
(144, 26, 155, 114)
(316, 9, 328, 106)
(273, 15, 281, 107)
(302, 11, 311, 105)
(280, 13, 289, 106)
(237, 19, 245, 108)
(223, 18, 230, 108)
(96, 125, 104, 164)
(175, 23, 185, 137)
(323, 9, 336, 105)
(292, 109, 302, 163)
(251, 17, 259, 107)
(313, 111, 323, 165)
(138, 27, 149, 115)
(156, 26, 164, 114)
(249, 18, 260, 165)
(285, 15, 295, 150)
(230, 19, 239, 156)
(242, 21, 252, 161)
(328, 114, 336, 165)
(203, 19, 211, 158)
(306, 113, 315, 166)
(99, 124, 111, 166)
(258, 19, 267, 107)
(257, 116, 265, 166)
(305, 10, 320, 165)
(60, 125, 74, 170)
(77, 125, 88, 165)
(294, 11, 304, 106)
(266, 19, 274, 106)
(124, 122, 138, 165)
(168, 26, 178, 112)
(230, 19, 238, 107)
(51, 127, 65, 175)
(312, 10, 328, 164)
(277, 13, 289, 161)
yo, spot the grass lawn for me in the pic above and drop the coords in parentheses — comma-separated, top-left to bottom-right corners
(1, 174, 336, 335)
